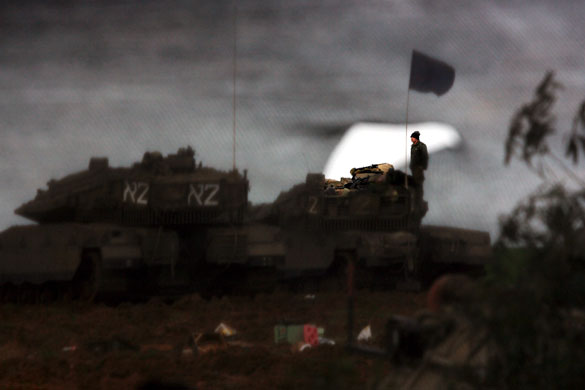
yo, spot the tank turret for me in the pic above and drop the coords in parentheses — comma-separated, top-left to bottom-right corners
(15, 147, 248, 226)
(261, 164, 426, 232)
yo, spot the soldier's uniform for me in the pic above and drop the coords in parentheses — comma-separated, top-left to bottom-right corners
(409, 132, 428, 199)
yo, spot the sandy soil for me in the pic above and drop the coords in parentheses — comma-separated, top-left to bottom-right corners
(0, 291, 426, 390)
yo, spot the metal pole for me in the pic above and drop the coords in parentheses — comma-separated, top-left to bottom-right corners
(232, 1, 238, 172)
(405, 52, 413, 188)
(346, 256, 355, 346)
(404, 88, 411, 188)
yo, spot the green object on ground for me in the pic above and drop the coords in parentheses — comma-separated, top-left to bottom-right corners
(286, 325, 305, 344)
(273, 324, 326, 344)
(274, 325, 287, 344)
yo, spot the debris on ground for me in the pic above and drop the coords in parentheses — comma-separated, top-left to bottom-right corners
(181, 346, 195, 357)
(274, 323, 326, 345)
(214, 322, 237, 337)
(318, 337, 335, 346)
(357, 325, 372, 341)
(303, 324, 319, 346)
(291, 341, 313, 353)
(193, 332, 227, 354)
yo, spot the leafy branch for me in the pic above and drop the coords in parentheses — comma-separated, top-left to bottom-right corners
(504, 71, 585, 187)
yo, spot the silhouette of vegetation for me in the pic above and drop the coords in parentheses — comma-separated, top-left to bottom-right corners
(567, 100, 585, 164)
(504, 71, 561, 171)
(482, 72, 585, 389)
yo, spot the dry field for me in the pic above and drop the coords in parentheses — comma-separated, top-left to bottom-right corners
(0, 291, 427, 390)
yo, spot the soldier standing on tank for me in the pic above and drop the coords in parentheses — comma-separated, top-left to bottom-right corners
(409, 131, 428, 199)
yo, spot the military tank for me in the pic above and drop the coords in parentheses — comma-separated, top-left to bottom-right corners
(0, 147, 250, 301)
(249, 163, 492, 290)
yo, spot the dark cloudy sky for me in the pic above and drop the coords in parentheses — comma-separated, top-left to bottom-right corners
(1, 0, 584, 238)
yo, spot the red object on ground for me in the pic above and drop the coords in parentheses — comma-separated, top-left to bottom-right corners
(427, 275, 449, 313)
(427, 274, 474, 313)
(303, 325, 319, 346)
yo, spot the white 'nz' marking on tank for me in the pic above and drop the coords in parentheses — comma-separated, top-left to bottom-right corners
(188, 183, 220, 206)
(123, 181, 149, 205)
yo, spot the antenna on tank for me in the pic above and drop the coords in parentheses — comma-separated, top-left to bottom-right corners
(232, 1, 238, 172)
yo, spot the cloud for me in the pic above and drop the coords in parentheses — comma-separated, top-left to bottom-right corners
(323, 122, 461, 180)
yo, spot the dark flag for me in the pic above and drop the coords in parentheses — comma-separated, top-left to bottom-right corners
(408, 50, 455, 96)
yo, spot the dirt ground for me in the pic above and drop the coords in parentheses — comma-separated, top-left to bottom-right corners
(0, 291, 427, 390)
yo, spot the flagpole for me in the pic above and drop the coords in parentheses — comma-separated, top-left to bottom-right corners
(404, 53, 412, 189)
(404, 90, 410, 188)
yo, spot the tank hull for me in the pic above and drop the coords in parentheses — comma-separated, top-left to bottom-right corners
(0, 223, 183, 300)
